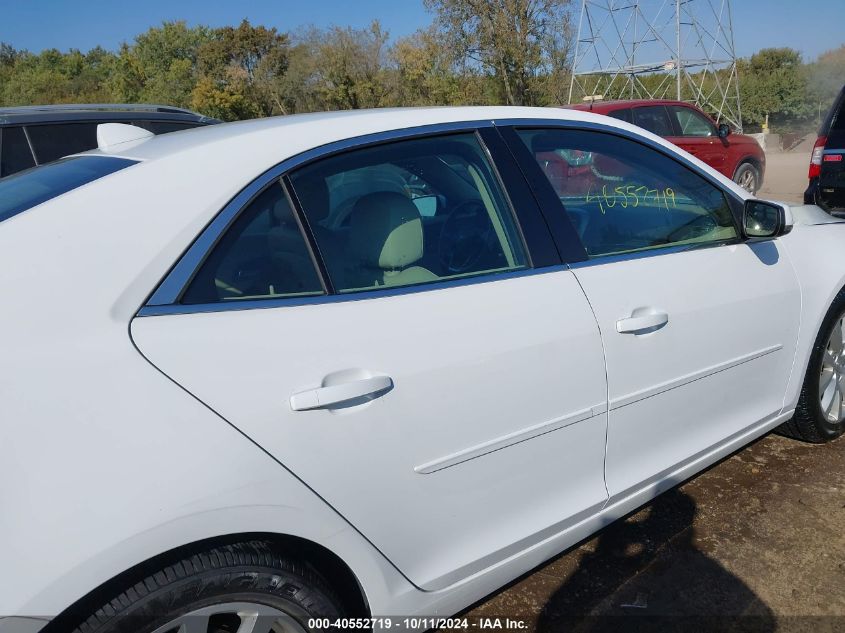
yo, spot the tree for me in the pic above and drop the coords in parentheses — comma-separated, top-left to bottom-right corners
(738, 48, 813, 131)
(424, 0, 573, 106)
(805, 45, 845, 125)
(109, 21, 211, 107)
(194, 19, 289, 119)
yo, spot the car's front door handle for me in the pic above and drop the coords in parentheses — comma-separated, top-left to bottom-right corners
(290, 375, 393, 411)
(616, 311, 669, 334)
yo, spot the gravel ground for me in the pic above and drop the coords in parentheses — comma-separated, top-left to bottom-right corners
(455, 150, 845, 633)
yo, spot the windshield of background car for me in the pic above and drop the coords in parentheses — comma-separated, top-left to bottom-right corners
(0, 156, 135, 224)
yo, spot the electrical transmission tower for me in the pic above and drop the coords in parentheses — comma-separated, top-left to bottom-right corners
(568, 0, 743, 131)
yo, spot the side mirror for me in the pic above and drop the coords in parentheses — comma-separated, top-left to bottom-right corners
(718, 123, 731, 139)
(743, 200, 792, 238)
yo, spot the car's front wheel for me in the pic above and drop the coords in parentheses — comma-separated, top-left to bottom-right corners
(781, 289, 845, 443)
(70, 541, 343, 633)
(733, 162, 760, 194)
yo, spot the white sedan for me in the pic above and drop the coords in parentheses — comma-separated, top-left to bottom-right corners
(1, 107, 843, 633)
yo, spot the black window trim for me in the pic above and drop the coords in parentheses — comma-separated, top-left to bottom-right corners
(496, 118, 748, 264)
(141, 120, 561, 316)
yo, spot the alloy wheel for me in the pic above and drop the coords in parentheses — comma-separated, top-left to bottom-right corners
(150, 602, 307, 633)
(819, 314, 845, 423)
(738, 169, 756, 193)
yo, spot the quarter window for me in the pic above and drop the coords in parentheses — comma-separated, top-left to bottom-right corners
(180, 183, 323, 304)
(517, 128, 738, 258)
(290, 133, 528, 293)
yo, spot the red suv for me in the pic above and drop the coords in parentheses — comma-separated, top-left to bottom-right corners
(567, 100, 765, 193)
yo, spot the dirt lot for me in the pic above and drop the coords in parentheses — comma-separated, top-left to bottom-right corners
(758, 152, 810, 205)
(459, 151, 845, 632)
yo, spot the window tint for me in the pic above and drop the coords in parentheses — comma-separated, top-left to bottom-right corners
(0, 126, 36, 177)
(607, 109, 632, 124)
(517, 128, 738, 258)
(670, 106, 715, 137)
(26, 123, 99, 163)
(632, 106, 674, 136)
(181, 182, 323, 304)
(290, 133, 527, 293)
(0, 156, 135, 223)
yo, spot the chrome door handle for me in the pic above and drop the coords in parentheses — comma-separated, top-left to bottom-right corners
(290, 375, 393, 411)
(616, 311, 669, 334)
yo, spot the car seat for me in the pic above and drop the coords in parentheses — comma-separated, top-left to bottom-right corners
(345, 192, 438, 289)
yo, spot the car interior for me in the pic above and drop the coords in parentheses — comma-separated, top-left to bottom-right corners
(520, 129, 739, 257)
(181, 134, 528, 303)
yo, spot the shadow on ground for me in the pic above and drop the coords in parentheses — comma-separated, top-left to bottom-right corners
(460, 434, 845, 633)
(535, 489, 775, 633)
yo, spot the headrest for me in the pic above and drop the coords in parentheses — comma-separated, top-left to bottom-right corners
(295, 176, 331, 223)
(349, 192, 424, 271)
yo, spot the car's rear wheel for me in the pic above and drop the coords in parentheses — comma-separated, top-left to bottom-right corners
(733, 162, 760, 194)
(70, 541, 343, 633)
(780, 289, 845, 443)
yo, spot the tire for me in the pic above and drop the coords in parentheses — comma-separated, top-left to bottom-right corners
(780, 288, 845, 443)
(733, 162, 760, 194)
(70, 541, 343, 633)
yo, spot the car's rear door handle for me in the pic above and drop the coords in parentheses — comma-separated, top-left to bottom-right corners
(616, 311, 669, 334)
(290, 375, 393, 411)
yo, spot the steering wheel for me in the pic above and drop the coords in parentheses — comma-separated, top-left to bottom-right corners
(439, 199, 493, 274)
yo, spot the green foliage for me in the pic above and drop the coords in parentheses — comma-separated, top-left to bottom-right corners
(424, 0, 573, 106)
(738, 47, 815, 131)
(0, 11, 842, 137)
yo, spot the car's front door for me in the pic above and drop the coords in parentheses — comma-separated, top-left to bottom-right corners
(507, 126, 801, 502)
(131, 129, 609, 591)
(665, 105, 727, 175)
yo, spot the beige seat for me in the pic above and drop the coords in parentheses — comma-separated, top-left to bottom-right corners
(345, 192, 438, 289)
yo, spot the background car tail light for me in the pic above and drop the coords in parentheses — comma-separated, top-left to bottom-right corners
(809, 136, 827, 179)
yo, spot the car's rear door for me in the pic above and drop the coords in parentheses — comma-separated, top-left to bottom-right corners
(503, 124, 800, 503)
(130, 125, 609, 591)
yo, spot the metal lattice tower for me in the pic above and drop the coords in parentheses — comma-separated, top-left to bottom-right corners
(568, 0, 743, 131)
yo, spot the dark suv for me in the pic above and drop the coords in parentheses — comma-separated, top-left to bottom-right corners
(805, 86, 845, 213)
(0, 104, 219, 178)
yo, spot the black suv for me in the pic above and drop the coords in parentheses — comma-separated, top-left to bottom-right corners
(0, 104, 219, 178)
(805, 86, 845, 213)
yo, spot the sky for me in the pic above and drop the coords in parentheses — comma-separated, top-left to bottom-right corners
(0, 0, 843, 62)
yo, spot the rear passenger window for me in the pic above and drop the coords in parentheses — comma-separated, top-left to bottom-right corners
(180, 183, 323, 304)
(0, 126, 36, 177)
(632, 106, 674, 136)
(27, 123, 98, 163)
(289, 133, 528, 293)
(517, 128, 738, 257)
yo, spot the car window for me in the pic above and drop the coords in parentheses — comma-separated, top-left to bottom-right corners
(26, 123, 100, 164)
(607, 109, 632, 124)
(517, 128, 738, 258)
(0, 156, 135, 224)
(632, 106, 675, 136)
(670, 106, 715, 137)
(181, 182, 323, 304)
(0, 126, 36, 177)
(290, 133, 528, 293)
